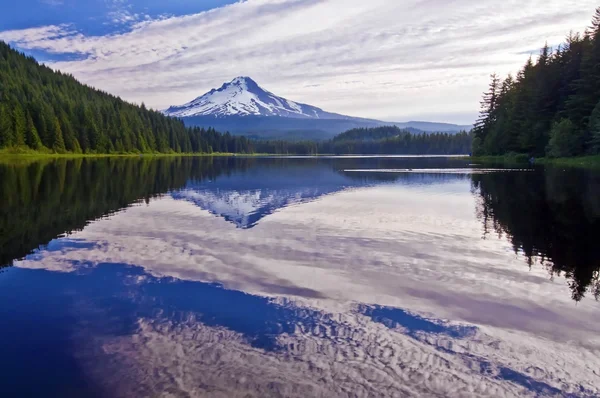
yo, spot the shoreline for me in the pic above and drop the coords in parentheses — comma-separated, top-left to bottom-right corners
(2, 150, 599, 168)
(469, 154, 600, 168)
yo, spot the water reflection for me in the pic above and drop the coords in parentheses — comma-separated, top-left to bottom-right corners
(359, 304, 477, 339)
(2, 261, 596, 397)
(0, 156, 470, 265)
(473, 168, 600, 301)
(1, 156, 600, 397)
(171, 162, 357, 229)
(2, 157, 599, 302)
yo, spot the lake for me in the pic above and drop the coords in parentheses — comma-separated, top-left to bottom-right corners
(0, 156, 599, 397)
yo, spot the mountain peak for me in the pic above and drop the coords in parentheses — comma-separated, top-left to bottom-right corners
(222, 76, 262, 94)
(163, 77, 342, 119)
(229, 76, 255, 84)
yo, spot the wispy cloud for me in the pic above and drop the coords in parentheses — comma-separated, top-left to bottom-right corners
(1, 0, 597, 123)
(104, 0, 147, 25)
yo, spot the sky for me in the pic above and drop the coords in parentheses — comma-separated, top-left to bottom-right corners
(0, 0, 597, 124)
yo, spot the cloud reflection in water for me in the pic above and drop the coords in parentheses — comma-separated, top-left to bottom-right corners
(8, 170, 599, 397)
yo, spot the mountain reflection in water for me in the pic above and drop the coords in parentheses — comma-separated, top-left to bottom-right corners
(0, 156, 599, 397)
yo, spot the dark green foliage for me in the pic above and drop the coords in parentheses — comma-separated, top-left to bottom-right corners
(587, 100, 600, 154)
(473, 73, 500, 149)
(12, 104, 26, 146)
(0, 41, 251, 154)
(0, 102, 13, 147)
(474, 8, 600, 158)
(25, 112, 42, 149)
(323, 126, 472, 155)
(51, 116, 66, 153)
(546, 119, 582, 158)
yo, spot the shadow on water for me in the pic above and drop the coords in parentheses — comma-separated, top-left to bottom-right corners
(472, 166, 600, 301)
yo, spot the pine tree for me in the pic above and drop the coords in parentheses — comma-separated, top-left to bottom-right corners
(588, 100, 600, 154)
(546, 119, 582, 157)
(566, 9, 600, 134)
(473, 74, 500, 152)
(0, 103, 14, 147)
(473, 8, 600, 157)
(25, 112, 42, 149)
(51, 117, 66, 153)
(12, 104, 26, 146)
(59, 111, 77, 152)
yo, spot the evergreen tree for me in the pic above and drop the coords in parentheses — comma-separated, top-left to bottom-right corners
(51, 117, 66, 153)
(0, 102, 13, 147)
(473, 8, 600, 158)
(13, 104, 26, 146)
(25, 112, 42, 149)
(588, 100, 600, 154)
(473, 74, 500, 148)
(546, 119, 581, 157)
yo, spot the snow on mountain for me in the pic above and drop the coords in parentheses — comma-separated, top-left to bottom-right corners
(169, 164, 362, 228)
(163, 76, 348, 119)
(171, 188, 320, 229)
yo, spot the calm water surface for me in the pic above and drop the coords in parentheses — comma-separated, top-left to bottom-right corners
(1, 156, 599, 397)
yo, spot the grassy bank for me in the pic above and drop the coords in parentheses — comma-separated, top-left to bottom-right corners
(536, 155, 600, 168)
(3, 147, 599, 168)
(0, 146, 247, 159)
(470, 153, 600, 168)
(466, 154, 531, 167)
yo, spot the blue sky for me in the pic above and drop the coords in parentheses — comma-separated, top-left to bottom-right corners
(0, 0, 240, 61)
(0, 0, 597, 124)
(1, 0, 239, 34)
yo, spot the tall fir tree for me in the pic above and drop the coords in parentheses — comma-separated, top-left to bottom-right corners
(25, 112, 42, 149)
(51, 116, 66, 153)
(588, 100, 600, 154)
(473, 74, 500, 155)
(0, 102, 14, 147)
(13, 104, 26, 147)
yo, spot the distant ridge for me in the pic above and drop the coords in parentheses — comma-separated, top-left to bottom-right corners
(164, 77, 472, 140)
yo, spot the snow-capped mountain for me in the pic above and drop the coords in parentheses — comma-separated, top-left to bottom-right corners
(164, 76, 348, 119)
(163, 77, 472, 139)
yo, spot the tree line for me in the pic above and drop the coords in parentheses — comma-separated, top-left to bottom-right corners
(473, 8, 600, 158)
(1, 41, 470, 155)
(241, 127, 471, 155)
(324, 126, 471, 155)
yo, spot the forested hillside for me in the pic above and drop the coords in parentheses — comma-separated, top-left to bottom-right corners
(325, 126, 472, 155)
(0, 41, 252, 154)
(473, 8, 600, 158)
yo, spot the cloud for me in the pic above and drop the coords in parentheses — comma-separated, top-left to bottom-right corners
(1, 0, 598, 123)
(104, 0, 149, 26)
